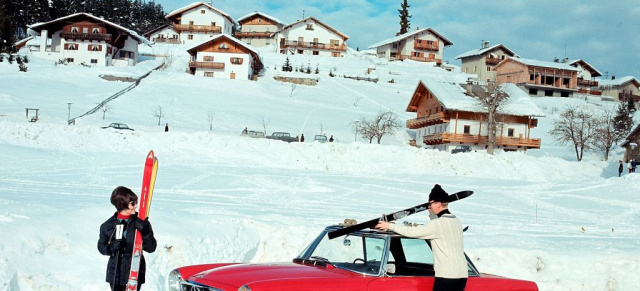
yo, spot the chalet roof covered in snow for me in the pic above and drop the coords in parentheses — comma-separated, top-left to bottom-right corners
(408, 77, 545, 117)
(455, 44, 519, 60)
(569, 59, 603, 77)
(186, 33, 259, 56)
(497, 57, 580, 71)
(166, 2, 236, 25)
(143, 24, 174, 38)
(282, 17, 349, 40)
(598, 76, 640, 88)
(369, 28, 453, 49)
(28, 13, 150, 45)
(237, 12, 286, 26)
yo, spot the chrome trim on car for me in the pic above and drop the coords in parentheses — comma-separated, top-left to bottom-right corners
(181, 280, 227, 291)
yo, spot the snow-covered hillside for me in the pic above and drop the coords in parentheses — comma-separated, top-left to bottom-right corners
(0, 47, 638, 291)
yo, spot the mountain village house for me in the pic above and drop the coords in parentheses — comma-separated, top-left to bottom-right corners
(622, 124, 640, 162)
(597, 76, 640, 103)
(165, 2, 235, 46)
(278, 17, 348, 57)
(569, 59, 602, 95)
(455, 42, 518, 83)
(235, 12, 285, 49)
(369, 28, 452, 66)
(144, 24, 180, 44)
(186, 34, 263, 80)
(495, 58, 579, 98)
(405, 78, 543, 152)
(26, 13, 148, 67)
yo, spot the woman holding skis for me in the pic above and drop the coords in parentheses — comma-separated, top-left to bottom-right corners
(98, 186, 157, 291)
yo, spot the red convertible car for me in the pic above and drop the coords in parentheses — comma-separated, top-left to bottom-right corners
(167, 225, 538, 291)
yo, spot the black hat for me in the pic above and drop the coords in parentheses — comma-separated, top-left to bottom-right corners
(429, 184, 449, 203)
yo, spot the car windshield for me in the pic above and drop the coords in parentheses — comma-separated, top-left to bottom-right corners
(297, 231, 386, 275)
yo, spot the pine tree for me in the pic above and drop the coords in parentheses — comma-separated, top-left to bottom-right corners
(614, 100, 633, 141)
(397, 0, 411, 36)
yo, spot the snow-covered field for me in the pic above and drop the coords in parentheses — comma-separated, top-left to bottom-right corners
(1, 46, 639, 291)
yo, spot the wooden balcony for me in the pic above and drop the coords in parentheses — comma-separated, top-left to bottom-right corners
(577, 88, 602, 95)
(234, 31, 272, 38)
(280, 39, 347, 51)
(61, 32, 111, 42)
(423, 133, 541, 148)
(406, 112, 449, 129)
(396, 55, 442, 65)
(153, 38, 180, 44)
(485, 57, 501, 65)
(577, 78, 598, 87)
(173, 24, 221, 33)
(619, 92, 640, 102)
(414, 41, 438, 51)
(189, 61, 225, 69)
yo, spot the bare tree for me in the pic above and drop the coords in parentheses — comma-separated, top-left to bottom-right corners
(591, 109, 619, 161)
(476, 82, 510, 154)
(258, 116, 271, 134)
(153, 106, 165, 126)
(207, 111, 215, 130)
(290, 83, 297, 98)
(357, 110, 402, 144)
(352, 119, 375, 143)
(549, 105, 598, 161)
(101, 104, 111, 120)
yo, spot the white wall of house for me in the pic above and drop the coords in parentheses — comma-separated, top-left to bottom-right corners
(280, 20, 345, 57)
(416, 119, 531, 152)
(194, 52, 252, 80)
(111, 37, 139, 67)
(150, 27, 179, 41)
(399, 32, 442, 59)
(179, 6, 234, 45)
(574, 64, 593, 80)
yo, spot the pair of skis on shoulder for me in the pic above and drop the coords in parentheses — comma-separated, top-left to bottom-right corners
(126, 150, 159, 291)
(328, 190, 473, 240)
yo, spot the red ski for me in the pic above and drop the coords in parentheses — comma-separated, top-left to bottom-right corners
(126, 151, 158, 291)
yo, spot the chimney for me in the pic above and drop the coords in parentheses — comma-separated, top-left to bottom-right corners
(562, 58, 569, 63)
(415, 27, 419, 31)
(612, 75, 616, 80)
(483, 41, 489, 48)
(553, 57, 559, 63)
(466, 78, 474, 96)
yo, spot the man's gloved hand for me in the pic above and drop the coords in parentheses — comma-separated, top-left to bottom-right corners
(134, 217, 152, 236)
(108, 240, 123, 254)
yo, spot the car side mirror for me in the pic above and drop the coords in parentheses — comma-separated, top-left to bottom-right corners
(383, 263, 396, 276)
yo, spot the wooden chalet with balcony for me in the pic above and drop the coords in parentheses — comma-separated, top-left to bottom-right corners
(235, 12, 285, 49)
(144, 24, 180, 44)
(455, 41, 518, 83)
(278, 17, 348, 57)
(165, 2, 236, 45)
(622, 123, 640, 162)
(598, 76, 640, 104)
(186, 34, 263, 80)
(406, 78, 544, 152)
(27, 13, 148, 67)
(495, 57, 579, 97)
(369, 28, 452, 66)
(568, 59, 603, 96)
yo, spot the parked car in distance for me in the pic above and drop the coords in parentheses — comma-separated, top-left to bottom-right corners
(451, 145, 472, 154)
(266, 132, 298, 143)
(101, 123, 134, 131)
(167, 225, 538, 291)
(314, 134, 328, 143)
(241, 130, 266, 138)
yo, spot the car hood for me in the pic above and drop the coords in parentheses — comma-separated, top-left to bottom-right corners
(190, 262, 353, 288)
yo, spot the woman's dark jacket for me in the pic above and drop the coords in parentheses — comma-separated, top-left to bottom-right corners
(97, 213, 157, 285)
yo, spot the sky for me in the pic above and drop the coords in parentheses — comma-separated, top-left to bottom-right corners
(154, 0, 640, 80)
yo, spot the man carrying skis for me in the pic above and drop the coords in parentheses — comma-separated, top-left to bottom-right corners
(98, 186, 157, 291)
(376, 184, 467, 291)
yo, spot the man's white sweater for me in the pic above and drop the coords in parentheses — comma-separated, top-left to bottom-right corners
(389, 212, 468, 279)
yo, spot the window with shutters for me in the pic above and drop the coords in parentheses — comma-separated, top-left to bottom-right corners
(65, 43, 78, 50)
(71, 27, 79, 33)
(89, 45, 102, 51)
(92, 28, 100, 33)
(231, 57, 243, 65)
(203, 56, 214, 61)
(204, 72, 214, 77)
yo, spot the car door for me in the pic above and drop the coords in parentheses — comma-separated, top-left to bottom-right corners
(367, 238, 435, 291)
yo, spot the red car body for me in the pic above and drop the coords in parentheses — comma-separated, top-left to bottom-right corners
(167, 226, 538, 291)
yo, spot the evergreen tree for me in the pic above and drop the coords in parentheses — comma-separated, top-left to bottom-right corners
(397, 0, 411, 36)
(614, 100, 633, 141)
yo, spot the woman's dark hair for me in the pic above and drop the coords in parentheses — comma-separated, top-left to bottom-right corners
(111, 186, 138, 211)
